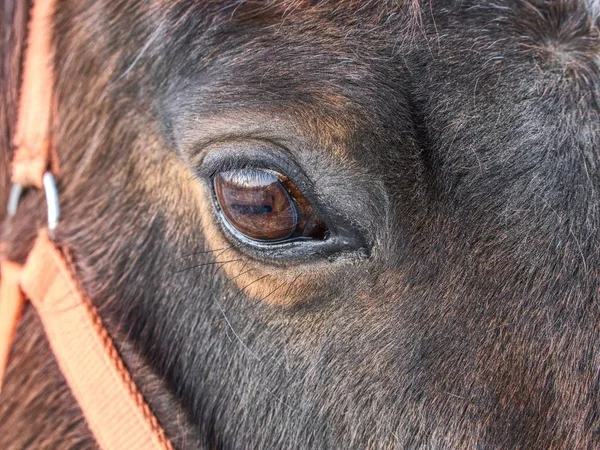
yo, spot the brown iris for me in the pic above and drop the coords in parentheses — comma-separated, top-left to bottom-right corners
(213, 169, 327, 242)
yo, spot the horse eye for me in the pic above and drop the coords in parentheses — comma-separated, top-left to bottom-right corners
(213, 169, 328, 242)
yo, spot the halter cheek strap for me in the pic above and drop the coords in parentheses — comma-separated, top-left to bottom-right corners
(0, 1, 174, 449)
(0, 261, 24, 389)
(12, 0, 57, 188)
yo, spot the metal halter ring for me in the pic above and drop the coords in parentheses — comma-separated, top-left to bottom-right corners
(7, 172, 60, 231)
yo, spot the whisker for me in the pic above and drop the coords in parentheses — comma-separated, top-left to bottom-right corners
(171, 259, 243, 275)
(225, 260, 252, 284)
(254, 278, 292, 304)
(219, 273, 273, 329)
(169, 247, 231, 272)
(282, 274, 302, 299)
(229, 274, 271, 306)
(173, 246, 231, 262)
(214, 299, 262, 361)
(235, 272, 303, 319)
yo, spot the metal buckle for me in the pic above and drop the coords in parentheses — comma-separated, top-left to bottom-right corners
(7, 172, 60, 231)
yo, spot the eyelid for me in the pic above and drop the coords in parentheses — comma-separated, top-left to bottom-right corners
(197, 140, 320, 215)
(194, 139, 300, 175)
(195, 139, 370, 262)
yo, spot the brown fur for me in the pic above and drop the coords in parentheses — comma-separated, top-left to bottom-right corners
(1, 1, 600, 449)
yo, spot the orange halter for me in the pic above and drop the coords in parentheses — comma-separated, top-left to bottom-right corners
(0, 1, 174, 449)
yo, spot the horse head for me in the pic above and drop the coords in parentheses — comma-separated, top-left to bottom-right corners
(1, 1, 599, 448)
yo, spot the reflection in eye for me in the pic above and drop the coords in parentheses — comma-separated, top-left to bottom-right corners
(213, 169, 328, 242)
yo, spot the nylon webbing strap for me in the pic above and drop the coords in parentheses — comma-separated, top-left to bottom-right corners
(3, 0, 174, 447)
(12, 0, 57, 188)
(18, 230, 174, 450)
(0, 261, 25, 392)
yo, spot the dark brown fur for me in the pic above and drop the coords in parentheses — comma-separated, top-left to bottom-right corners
(1, 1, 599, 449)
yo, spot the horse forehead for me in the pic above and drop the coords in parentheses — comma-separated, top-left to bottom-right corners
(161, 3, 599, 123)
(160, 1, 600, 90)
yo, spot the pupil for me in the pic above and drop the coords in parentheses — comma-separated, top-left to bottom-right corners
(231, 204, 273, 215)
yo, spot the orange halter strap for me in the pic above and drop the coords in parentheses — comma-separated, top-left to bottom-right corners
(0, 1, 174, 449)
